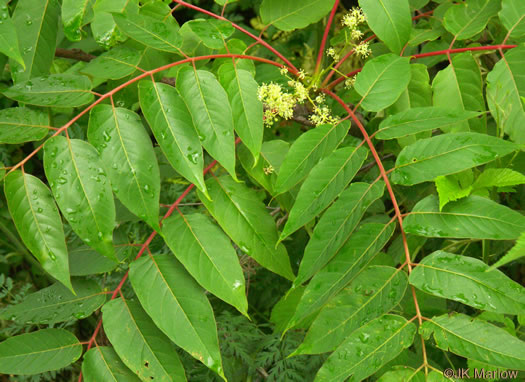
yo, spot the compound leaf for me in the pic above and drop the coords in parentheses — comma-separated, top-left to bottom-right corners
(279, 145, 368, 241)
(197, 175, 294, 280)
(294, 266, 408, 355)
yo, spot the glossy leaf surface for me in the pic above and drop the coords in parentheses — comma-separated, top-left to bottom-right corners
(287, 222, 395, 330)
(260, 0, 336, 31)
(88, 105, 161, 231)
(294, 181, 385, 287)
(0, 329, 81, 375)
(102, 298, 187, 381)
(138, 80, 207, 195)
(354, 54, 412, 112)
(275, 122, 349, 194)
(314, 315, 417, 382)
(128, 255, 223, 378)
(410, 251, 525, 314)
(163, 213, 248, 315)
(198, 175, 294, 280)
(420, 313, 525, 370)
(3, 74, 94, 107)
(0, 279, 105, 324)
(44, 136, 116, 260)
(178, 69, 237, 179)
(82, 346, 140, 382)
(391, 133, 520, 185)
(4, 171, 72, 291)
(280, 145, 368, 240)
(359, 0, 412, 54)
(294, 266, 408, 355)
(404, 194, 525, 240)
(0, 107, 50, 144)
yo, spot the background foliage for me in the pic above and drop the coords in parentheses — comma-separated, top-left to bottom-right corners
(0, 0, 524, 381)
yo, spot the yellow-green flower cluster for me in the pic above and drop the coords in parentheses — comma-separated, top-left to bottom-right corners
(257, 83, 296, 127)
(342, 7, 366, 30)
(310, 105, 340, 126)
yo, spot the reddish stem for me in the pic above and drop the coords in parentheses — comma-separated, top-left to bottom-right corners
(321, 10, 434, 88)
(323, 90, 412, 272)
(315, 0, 340, 74)
(325, 44, 518, 89)
(9, 54, 285, 174)
(172, 0, 298, 73)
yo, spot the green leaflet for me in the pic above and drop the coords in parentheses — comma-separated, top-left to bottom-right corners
(162, 213, 248, 316)
(489, 232, 525, 269)
(404, 194, 525, 240)
(0, 279, 105, 324)
(420, 313, 525, 370)
(354, 54, 412, 112)
(197, 175, 295, 280)
(238, 140, 290, 195)
(294, 266, 408, 355)
(444, 0, 501, 40)
(62, 0, 93, 41)
(128, 255, 222, 379)
(0, 329, 82, 375)
(279, 145, 368, 241)
(10, 0, 59, 83)
(138, 80, 207, 196)
(186, 19, 235, 49)
(177, 68, 237, 180)
(432, 52, 486, 132)
(314, 315, 417, 382)
(91, 11, 124, 50)
(0, 107, 50, 144)
(391, 132, 520, 185)
(359, 0, 412, 54)
(88, 105, 161, 232)
(473, 168, 525, 190)
(43, 136, 116, 260)
(113, 12, 182, 53)
(102, 298, 187, 381)
(286, 222, 395, 330)
(218, 63, 263, 163)
(390, 64, 432, 113)
(4, 171, 72, 292)
(274, 122, 350, 195)
(81, 44, 143, 80)
(409, 251, 525, 314)
(3, 74, 95, 108)
(260, 0, 336, 31)
(294, 181, 385, 287)
(486, 46, 525, 143)
(376, 108, 483, 140)
(435, 171, 474, 210)
(378, 367, 425, 382)
(0, 0, 24, 67)
(499, 0, 525, 40)
(82, 347, 140, 382)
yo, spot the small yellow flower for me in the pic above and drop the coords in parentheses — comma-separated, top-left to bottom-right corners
(326, 47, 340, 62)
(351, 29, 364, 41)
(297, 69, 306, 80)
(263, 165, 275, 175)
(280, 67, 288, 76)
(344, 76, 357, 89)
(355, 41, 371, 58)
